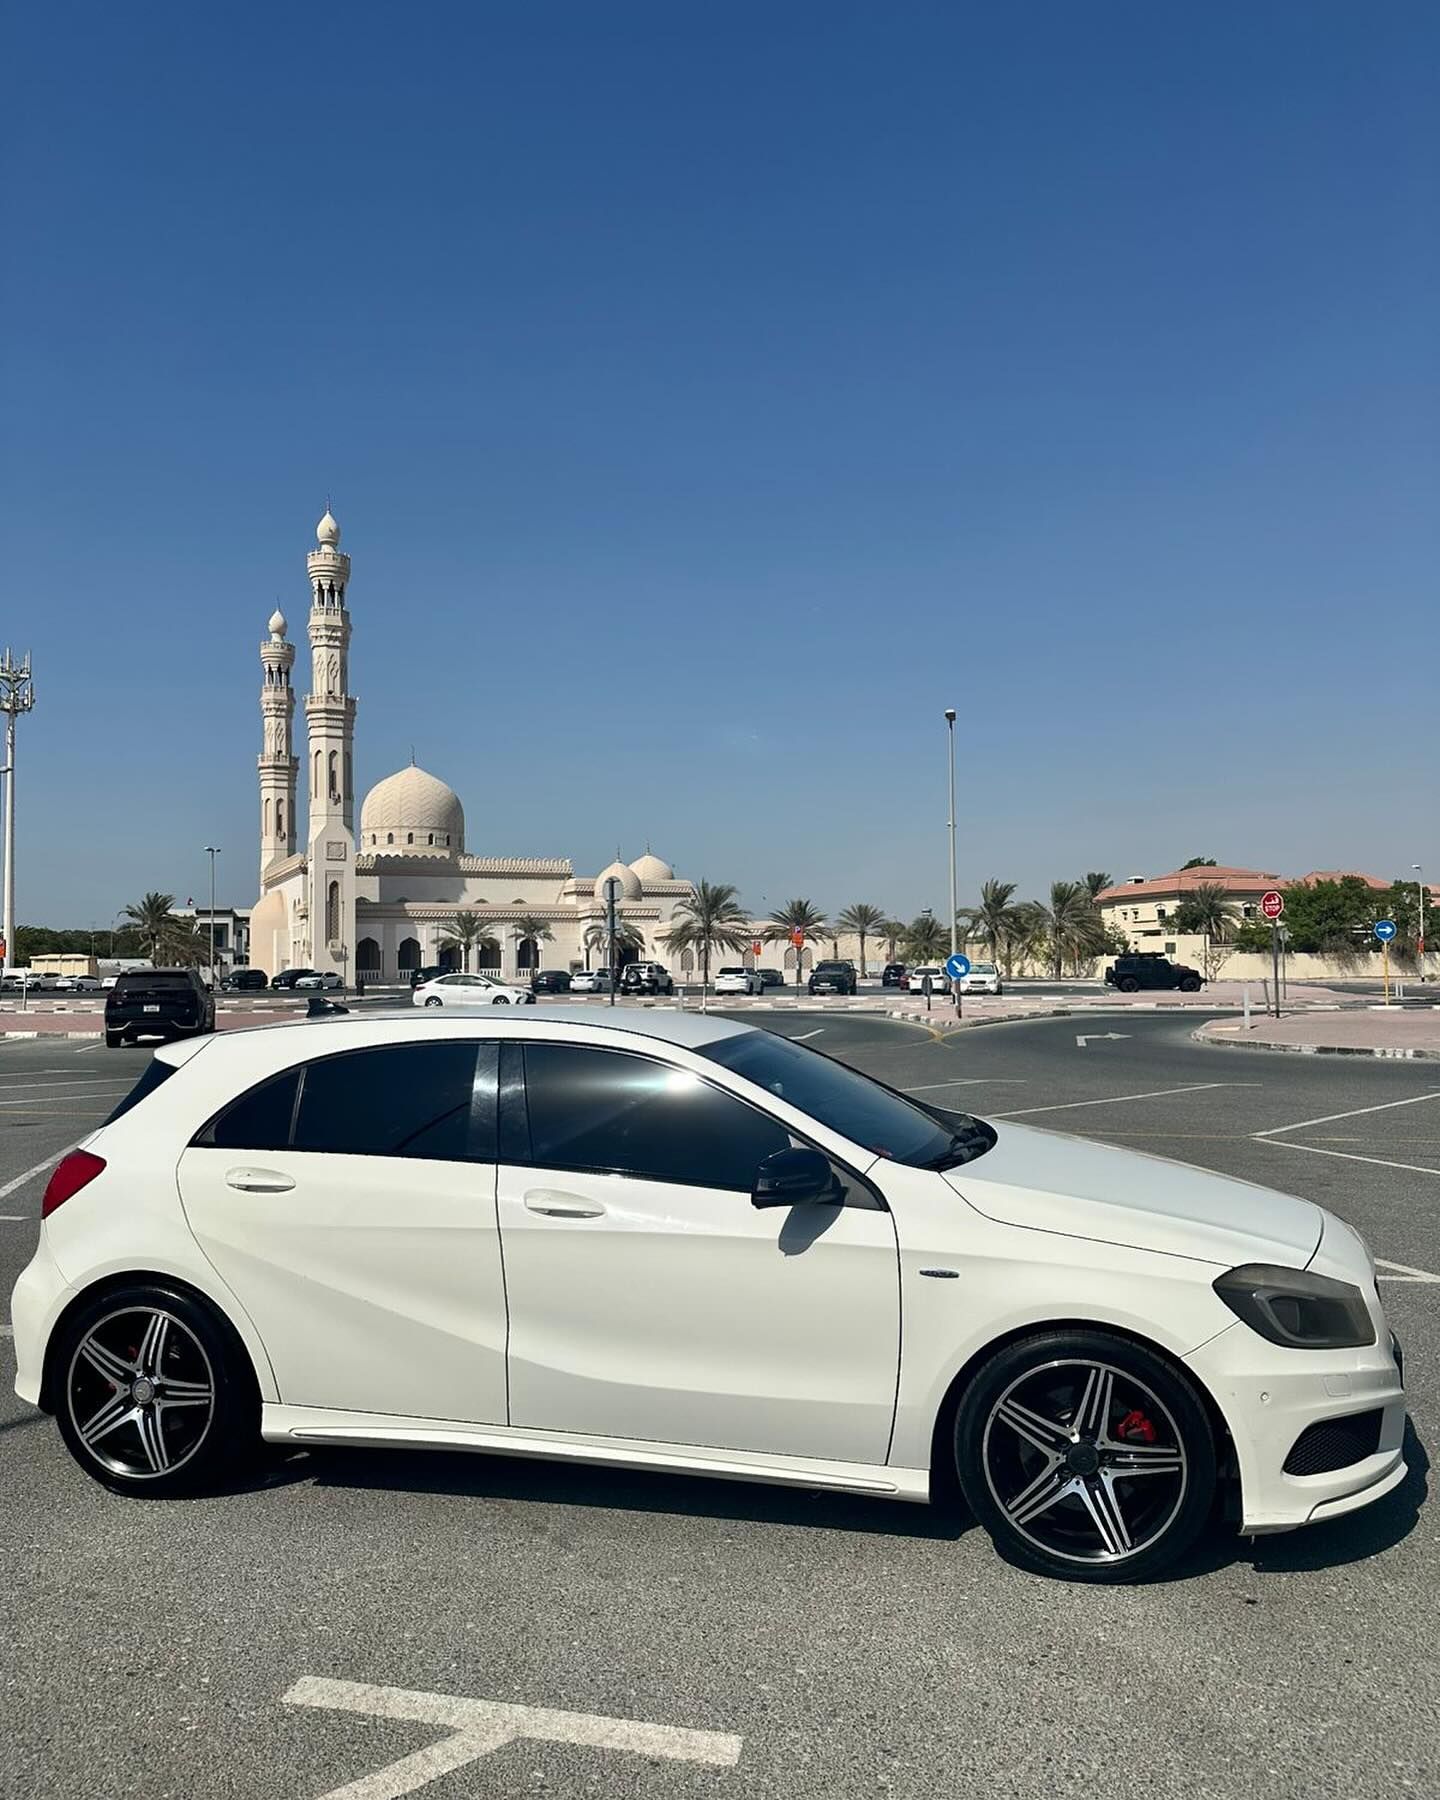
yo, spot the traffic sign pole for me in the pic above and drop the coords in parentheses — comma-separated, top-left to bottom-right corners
(1271, 922, 1280, 1018)
(1374, 919, 1398, 1002)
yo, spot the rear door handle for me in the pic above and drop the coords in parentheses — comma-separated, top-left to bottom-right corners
(225, 1168, 296, 1193)
(523, 1188, 606, 1219)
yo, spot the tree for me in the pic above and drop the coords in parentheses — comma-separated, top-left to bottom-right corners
(1032, 880, 1103, 978)
(439, 910, 498, 973)
(836, 902, 886, 979)
(1233, 877, 1390, 959)
(763, 899, 828, 983)
(122, 892, 181, 962)
(510, 914, 554, 971)
(1180, 856, 1217, 870)
(879, 919, 906, 963)
(901, 913, 948, 965)
(661, 880, 752, 1003)
(582, 917, 645, 970)
(964, 878, 1023, 977)
(1169, 882, 1238, 943)
(1081, 871, 1113, 901)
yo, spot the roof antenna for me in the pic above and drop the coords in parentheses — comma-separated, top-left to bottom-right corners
(410, 744, 416, 766)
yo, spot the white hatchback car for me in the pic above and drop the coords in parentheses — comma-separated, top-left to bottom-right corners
(412, 973, 533, 1007)
(957, 961, 1003, 996)
(713, 967, 762, 996)
(907, 967, 947, 993)
(10, 1009, 1405, 1581)
(567, 969, 612, 994)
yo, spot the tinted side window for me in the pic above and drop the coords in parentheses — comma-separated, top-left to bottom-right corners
(293, 1042, 482, 1160)
(521, 1045, 787, 1190)
(201, 1068, 300, 1150)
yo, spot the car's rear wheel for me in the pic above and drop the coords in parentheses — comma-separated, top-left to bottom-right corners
(54, 1285, 259, 1497)
(1117, 976, 1140, 993)
(424, 996, 443, 1007)
(954, 1330, 1216, 1583)
(1180, 976, 1202, 992)
(105, 1030, 125, 1049)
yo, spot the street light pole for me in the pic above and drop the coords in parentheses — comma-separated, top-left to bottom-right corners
(204, 846, 220, 985)
(1414, 864, 1427, 981)
(0, 650, 36, 976)
(604, 876, 620, 1008)
(944, 710, 958, 960)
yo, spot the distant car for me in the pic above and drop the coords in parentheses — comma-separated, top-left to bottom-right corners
(881, 963, 907, 988)
(530, 970, 572, 995)
(1104, 953, 1203, 994)
(51, 975, 103, 993)
(270, 969, 315, 990)
(568, 968, 612, 994)
(755, 968, 786, 990)
(620, 962, 674, 996)
(808, 960, 858, 996)
(104, 967, 215, 1048)
(956, 961, 1003, 996)
(907, 967, 946, 994)
(413, 973, 534, 1007)
(408, 964, 448, 990)
(294, 971, 344, 992)
(221, 968, 268, 992)
(2, 969, 53, 991)
(714, 967, 763, 996)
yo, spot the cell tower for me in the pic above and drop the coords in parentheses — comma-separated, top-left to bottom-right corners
(0, 650, 36, 974)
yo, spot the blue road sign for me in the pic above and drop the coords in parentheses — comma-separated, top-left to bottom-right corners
(945, 953, 972, 980)
(1374, 919, 1397, 943)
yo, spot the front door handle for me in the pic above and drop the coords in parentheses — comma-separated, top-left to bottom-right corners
(523, 1188, 606, 1218)
(225, 1168, 297, 1193)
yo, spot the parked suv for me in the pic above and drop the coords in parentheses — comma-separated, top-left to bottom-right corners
(620, 961, 675, 995)
(221, 968, 268, 992)
(270, 969, 315, 990)
(1104, 952, 1203, 994)
(881, 963, 907, 988)
(808, 960, 858, 996)
(531, 970, 572, 995)
(105, 968, 215, 1048)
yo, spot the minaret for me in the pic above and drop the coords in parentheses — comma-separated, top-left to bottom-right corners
(303, 508, 358, 977)
(258, 609, 297, 881)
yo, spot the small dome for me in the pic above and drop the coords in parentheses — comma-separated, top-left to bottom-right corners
(316, 509, 341, 547)
(360, 764, 465, 852)
(268, 609, 287, 638)
(594, 859, 642, 903)
(630, 850, 673, 885)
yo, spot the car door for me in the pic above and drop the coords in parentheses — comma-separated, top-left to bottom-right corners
(496, 1041, 900, 1465)
(177, 1038, 508, 1424)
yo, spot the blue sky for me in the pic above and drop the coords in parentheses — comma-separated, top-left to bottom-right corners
(2, 2, 1436, 927)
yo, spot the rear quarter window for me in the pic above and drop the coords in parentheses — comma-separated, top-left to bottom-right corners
(104, 1059, 177, 1124)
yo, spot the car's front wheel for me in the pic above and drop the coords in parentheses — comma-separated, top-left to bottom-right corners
(54, 1284, 259, 1497)
(1180, 976, 1202, 992)
(423, 996, 443, 1007)
(954, 1330, 1216, 1582)
(1117, 976, 1140, 993)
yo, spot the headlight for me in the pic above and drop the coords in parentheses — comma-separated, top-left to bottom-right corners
(1213, 1264, 1375, 1349)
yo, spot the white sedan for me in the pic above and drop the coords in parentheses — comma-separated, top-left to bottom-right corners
(907, 966, 947, 993)
(957, 961, 1003, 996)
(413, 972, 534, 1007)
(713, 967, 763, 996)
(568, 969, 612, 994)
(10, 1008, 1405, 1581)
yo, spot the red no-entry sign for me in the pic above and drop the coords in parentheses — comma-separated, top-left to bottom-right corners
(790, 929, 805, 948)
(751, 940, 763, 956)
(1260, 889, 1285, 922)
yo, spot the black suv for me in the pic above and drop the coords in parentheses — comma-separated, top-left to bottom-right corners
(1104, 953, 1203, 994)
(881, 962, 907, 988)
(808, 960, 858, 996)
(531, 970, 572, 995)
(105, 968, 216, 1048)
(271, 968, 315, 990)
(221, 967, 267, 992)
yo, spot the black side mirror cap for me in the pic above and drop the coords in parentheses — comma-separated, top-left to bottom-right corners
(751, 1147, 842, 1209)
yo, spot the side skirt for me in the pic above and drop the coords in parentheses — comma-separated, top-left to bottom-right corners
(262, 1405, 932, 1504)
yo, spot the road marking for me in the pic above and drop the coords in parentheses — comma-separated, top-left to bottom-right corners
(902, 1078, 1028, 1091)
(1253, 1091, 1440, 1139)
(0, 1149, 68, 1201)
(1376, 1258, 1440, 1284)
(283, 1677, 741, 1797)
(1075, 1032, 1130, 1048)
(990, 1083, 1241, 1119)
(0, 1214, 26, 1221)
(790, 1028, 825, 1041)
(0, 1079, 130, 1092)
(1261, 1139, 1440, 1180)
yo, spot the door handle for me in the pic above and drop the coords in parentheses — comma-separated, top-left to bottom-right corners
(225, 1168, 297, 1193)
(523, 1188, 606, 1218)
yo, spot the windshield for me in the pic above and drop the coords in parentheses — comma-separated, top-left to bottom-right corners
(699, 1029, 994, 1169)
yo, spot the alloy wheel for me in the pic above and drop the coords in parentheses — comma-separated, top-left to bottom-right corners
(980, 1359, 1188, 1566)
(65, 1306, 216, 1481)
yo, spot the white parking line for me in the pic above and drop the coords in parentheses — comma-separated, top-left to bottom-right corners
(1253, 1091, 1440, 1139)
(989, 1083, 1244, 1119)
(283, 1677, 741, 1798)
(1376, 1258, 1440, 1284)
(791, 1028, 825, 1041)
(0, 1149, 68, 1200)
(1262, 1139, 1440, 1180)
(903, 1079, 1028, 1091)
(0, 1079, 131, 1092)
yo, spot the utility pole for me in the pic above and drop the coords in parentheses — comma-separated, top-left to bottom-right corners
(1414, 865, 1427, 981)
(204, 846, 221, 985)
(0, 650, 36, 976)
(945, 707, 959, 1017)
(604, 876, 620, 1008)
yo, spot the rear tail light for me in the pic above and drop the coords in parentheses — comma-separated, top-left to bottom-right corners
(41, 1149, 107, 1219)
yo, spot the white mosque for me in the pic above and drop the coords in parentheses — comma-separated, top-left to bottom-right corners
(247, 511, 697, 983)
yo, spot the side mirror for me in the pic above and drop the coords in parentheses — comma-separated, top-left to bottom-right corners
(751, 1147, 841, 1210)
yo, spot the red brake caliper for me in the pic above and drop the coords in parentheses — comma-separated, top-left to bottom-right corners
(1116, 1408, 1157, 1444)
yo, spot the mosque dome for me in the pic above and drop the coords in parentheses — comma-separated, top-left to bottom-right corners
(629, 850, 674, 886)
(594, 859, 642, 903)
(268, 609, 287, 638)
(316, 509, 341, 547)
(360, 764, 465, 853)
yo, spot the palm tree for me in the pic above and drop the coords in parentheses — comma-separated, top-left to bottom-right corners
(879, 919, 906, 963)
(837, 902, 886, 979)
(763, 898, 828, 985)
(1081, 872, 1113, 902)
(964, 878, 1023, 976)
(123, 891, 180, 962)
(1033, 879, 1104, 978)
(661, 880, 752, 1005)
(901, 913, 949, 965)
(1174, 881, 1238, 942)
(439, 911, 498, 973)
(583, 916, 645, 970)
(510, 913, 554, 974)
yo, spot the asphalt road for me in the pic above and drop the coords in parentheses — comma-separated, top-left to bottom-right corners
(1, 1017, 1435, 1799)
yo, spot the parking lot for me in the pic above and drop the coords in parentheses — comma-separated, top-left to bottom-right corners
(1, 1013, 1435, 1799)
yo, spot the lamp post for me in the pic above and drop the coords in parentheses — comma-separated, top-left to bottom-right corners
(604, 876, 621, 1008)
(204, 846, 220, 986)
(1414, 864, 1427, 980)
(944, 708, 959, 1015)
(0, 650, 36, 976)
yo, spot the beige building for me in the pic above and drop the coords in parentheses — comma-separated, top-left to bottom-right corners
(248, 512, 703, 984)
(1094, 865, 1286, 950)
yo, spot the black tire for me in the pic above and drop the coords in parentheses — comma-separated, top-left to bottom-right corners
(424, 996, 443, 1007)
(1180, 976, 1202, 993)
(1117, 976, 1140, 993)
(54, 1282, 260, 1498)
(953, 1328, 1216, 1583)
(105, 1030, 125, 1049)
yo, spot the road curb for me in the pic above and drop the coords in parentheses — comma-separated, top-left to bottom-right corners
(0, 1030, 99, 1040)
(1191, 1027, 1440, 1061)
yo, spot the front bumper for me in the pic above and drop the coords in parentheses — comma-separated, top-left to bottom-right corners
(1185, 1321, 1407, 1534)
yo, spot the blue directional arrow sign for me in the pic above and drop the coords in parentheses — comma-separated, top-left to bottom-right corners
(945, 953, 972, 980)
(1374, 919, 1397, 943)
